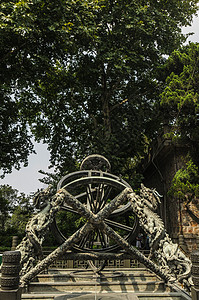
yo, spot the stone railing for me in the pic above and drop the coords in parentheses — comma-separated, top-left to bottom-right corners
(42, 250, 150, 271)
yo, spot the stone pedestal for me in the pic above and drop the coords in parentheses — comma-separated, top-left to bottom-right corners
(191, 250, 199, 300)
(191, 287, 199, 300)
(0, 289, 22, 300)
(0, 251, 21, 300)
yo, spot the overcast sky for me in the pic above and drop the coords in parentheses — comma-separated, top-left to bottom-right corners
(183, 15, 199, 42)
(1, 15, 199, 195)
(1, 142, 51, 194)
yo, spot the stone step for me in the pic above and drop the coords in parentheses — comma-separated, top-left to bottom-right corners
(36, 271, 158, 283)
(22, 294, 56, 300)
(135, 292, 187, 300)
(27, 279, 166, 293)
(22, 292, 138, 300)
(21, 291, 184, 300)
(47, 268, 153, 276)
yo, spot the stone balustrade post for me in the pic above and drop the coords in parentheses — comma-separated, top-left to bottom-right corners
(0, 251, 22, 300)
(178, 234, 188, 253)
(191, 250, 199, 300)
(196, 236, 199, 250)
(11, 236, 18, 251)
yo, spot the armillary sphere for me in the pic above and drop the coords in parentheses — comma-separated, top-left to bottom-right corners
(51, 155, 138, 271)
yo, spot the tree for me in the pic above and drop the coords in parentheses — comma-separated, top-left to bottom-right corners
(160, 43, 199, 164)
(1, 0, 199, 178)
(0, 95, 34, 177)
(168, 157, 199, 201)
(0, 0, 99, 176)
(0, 184, 34, 248)
(10, 192, 34, 236)
(0, 185, 18, 232)
(22, 0, 199, 177)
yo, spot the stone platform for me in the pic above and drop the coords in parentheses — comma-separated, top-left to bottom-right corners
(21, 268, 191, 300)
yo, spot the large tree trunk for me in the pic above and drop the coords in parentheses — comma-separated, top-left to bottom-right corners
(101, 65, 111, 139)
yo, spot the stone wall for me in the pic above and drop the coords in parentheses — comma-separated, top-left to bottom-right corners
(179, 200, 199, 252)
(142, 138, 199, 254)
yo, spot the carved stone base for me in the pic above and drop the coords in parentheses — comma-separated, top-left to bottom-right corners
(191, 287, 199, 300)
(0, 288, 22, 300)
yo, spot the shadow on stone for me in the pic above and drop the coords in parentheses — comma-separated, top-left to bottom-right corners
(54, 293, 139, 300)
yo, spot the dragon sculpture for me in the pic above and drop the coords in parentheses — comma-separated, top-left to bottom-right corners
(127, 184, 192, 290)
(16, 185, 63, 274)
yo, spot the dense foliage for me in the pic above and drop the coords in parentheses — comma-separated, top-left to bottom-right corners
(160, 43, 199, 164)
(0, 185, 34, 249)
(0, 0, 99, 176)
(1, 0, 199, 179)
(168, 157, 199, 202)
